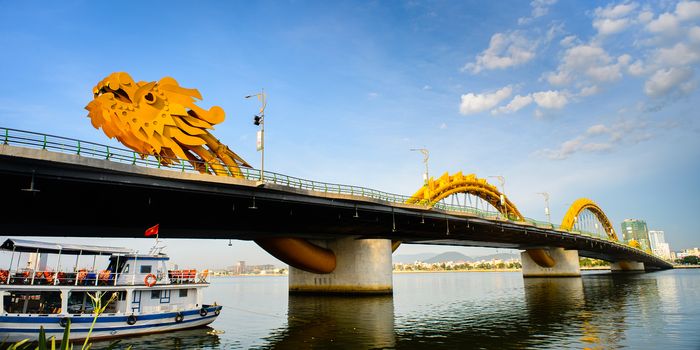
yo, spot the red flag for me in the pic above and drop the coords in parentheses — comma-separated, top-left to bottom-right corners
(145, 224, 159, 237)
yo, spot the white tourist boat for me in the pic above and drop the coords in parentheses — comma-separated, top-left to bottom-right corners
(0, 238, 221, 342)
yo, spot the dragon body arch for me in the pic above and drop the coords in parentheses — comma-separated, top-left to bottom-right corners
(407, 172, 524, 221)
(561, 198, 618, 241)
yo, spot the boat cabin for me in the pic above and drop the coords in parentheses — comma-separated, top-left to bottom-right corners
(1, 239, 209, 316)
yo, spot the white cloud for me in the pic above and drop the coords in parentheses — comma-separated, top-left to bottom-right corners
(638, 10, 654, 23)
(546, 70, 572, 86)
(422, 85, 432, 90)
(367, 92, 379, 99)
(492, 94, 533, 114)
(627, 59, 647, 76)
(676, 1, 700, 21)
(593, 18, 630, 35)
(647, 12, 680, 35)
(463, 32, 537, 73)
(533, 90, 568, 109)
(578, 85, 600, 96)
(655, 43, 700, 66)
(538, 118, 652, 160)
(690, 26, 700, 43)
(546, 44, 628, 86)
(560, 35, 577, 47)
(439, 122, 447, 129)
(586, 124, 609, 135)
(518, 0, 558, 25)
(644, 67, 694, 97)
(459, 86, 513, 115)
(592, 2, 638, 36)
(594, 2, 638, 19)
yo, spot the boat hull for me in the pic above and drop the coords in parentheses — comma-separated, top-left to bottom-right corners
(0, 305, 222, 342)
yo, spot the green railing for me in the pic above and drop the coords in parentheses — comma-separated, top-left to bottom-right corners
(0, 127, 659, 259)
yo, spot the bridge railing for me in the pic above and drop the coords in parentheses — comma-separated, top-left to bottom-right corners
(0, 127, 659, 257)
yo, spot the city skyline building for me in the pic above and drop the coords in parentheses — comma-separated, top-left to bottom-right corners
(649, 230, 672, 260)
(621, 219, 651, 251)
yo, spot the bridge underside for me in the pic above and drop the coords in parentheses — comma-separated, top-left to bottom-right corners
(0, 148, 672, 272)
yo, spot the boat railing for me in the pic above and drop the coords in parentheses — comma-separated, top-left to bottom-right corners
(1, 268, 210, 286)
(167, 269, 210, 284)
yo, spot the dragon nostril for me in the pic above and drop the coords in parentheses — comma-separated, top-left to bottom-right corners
(144, 92, 156, 104)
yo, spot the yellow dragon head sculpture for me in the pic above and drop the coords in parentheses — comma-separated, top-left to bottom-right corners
(85, 72, 250, 176)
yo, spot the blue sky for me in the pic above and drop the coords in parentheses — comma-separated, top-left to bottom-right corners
(1, 1, 699, 268)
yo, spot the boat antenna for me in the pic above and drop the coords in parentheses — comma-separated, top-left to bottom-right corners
(148, 235, 166, 255)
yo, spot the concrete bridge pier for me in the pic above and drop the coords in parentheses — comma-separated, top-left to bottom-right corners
(521, 248, 581, 277)
(610, 261, 645, 272)
(289, 237, 393, 294)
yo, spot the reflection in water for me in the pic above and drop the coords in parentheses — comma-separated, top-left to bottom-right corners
(91, 327, 221, 349)
(391, 272, 666, 350)
(101, 271, 700, 349)
(264, 295, 395, 349)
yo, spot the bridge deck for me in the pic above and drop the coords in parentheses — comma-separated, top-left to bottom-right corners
(0, 145, 672, 270)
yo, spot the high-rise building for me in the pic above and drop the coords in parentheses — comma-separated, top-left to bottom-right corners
(649, 230, 672, 260)
(621, 219, 651, 251)
(234, 261, 246, 275)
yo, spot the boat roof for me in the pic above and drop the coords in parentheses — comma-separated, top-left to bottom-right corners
(1, 238, 134, 255)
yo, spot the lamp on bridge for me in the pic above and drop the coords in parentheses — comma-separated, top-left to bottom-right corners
(537, 192, 551, 225)
(245, 89, 267, 181)
(410, 148, 430, 186)
(488, 175, 507, 220)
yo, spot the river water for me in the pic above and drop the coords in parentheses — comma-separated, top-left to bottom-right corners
(93, 269, 700, 349)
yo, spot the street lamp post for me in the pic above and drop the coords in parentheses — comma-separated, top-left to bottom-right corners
(488, 175, 506, 220)
(537, 192, 551, 226)
(245, 89, 267, 181)
(410, 148, 430, 186)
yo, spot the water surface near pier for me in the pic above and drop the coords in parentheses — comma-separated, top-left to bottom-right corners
(93, 269, 700, 349)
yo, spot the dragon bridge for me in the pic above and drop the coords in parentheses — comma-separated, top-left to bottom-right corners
(85, 73, 629, 277)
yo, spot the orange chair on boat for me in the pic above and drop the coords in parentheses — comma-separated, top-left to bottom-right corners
(98, 270, 111, 284)
(44, 271, 55, 285)
(77, 269, 87, 284)
(0, 270, 8, 283)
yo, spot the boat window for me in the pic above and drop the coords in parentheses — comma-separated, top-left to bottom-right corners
(123, 264, 129, 274)
(106, 256, 128, 274)
(140, 265, 152, 274)
(68, 291, 124, 314)
(3, 291, 62, 314)
(151, 290, 160, 299)
(179, 289, 188, 297)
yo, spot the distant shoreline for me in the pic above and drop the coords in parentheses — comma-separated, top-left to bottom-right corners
(393, 266, 613, 274)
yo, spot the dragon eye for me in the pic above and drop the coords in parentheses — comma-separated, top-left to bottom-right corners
(144, 92, 156, 104)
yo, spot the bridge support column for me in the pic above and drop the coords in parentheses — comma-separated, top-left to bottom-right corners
(289, 237, 393, 294)
(521, 248, 581, 277)
(610, 261, 645, 272)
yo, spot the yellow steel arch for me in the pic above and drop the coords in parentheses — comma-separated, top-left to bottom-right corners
(407, 172, 524, 221)
(561, 198, 618, 241)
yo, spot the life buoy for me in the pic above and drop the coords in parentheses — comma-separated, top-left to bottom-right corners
(59, 317, 70, 328)
(126, 314, 137, 325)
(199, 307, 208, 317)
(144, 273, 157, 287)
(175, 312, 184, 323)
(214, 308, 221, 316)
